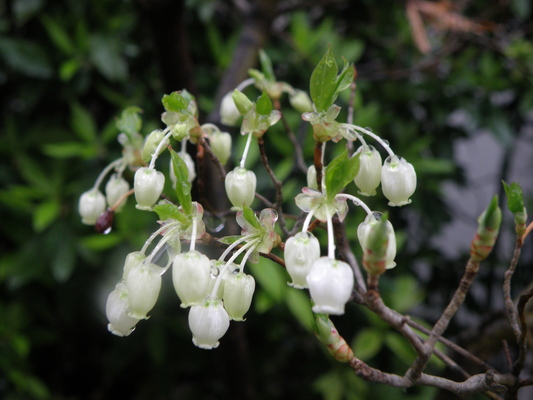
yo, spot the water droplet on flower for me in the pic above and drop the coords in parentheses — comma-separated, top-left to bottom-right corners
(231, 266, 240, 275)
(205, 215, 225, 233)
(382, 139, 389, 146)
(364, 127, 372, 132)
(210, 266, 220, 278)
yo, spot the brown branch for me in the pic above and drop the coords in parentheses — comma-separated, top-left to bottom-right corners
(257, 137, 289, 237)
(405, 258, 481, 383)
(199, 137, 227, 180)
(313, 141, 323, 192)
(349, 357, 511, 398)
(512, 287, 533, 376)
(503, 238, 524, 343)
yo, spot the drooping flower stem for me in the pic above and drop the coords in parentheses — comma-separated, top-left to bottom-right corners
(335, 194, 373, 216)
(218, 234, 257, 262)
(348, 125, 395, 158)
(239, 132, 253, 168)
(92, 158, 124, 191)
(302, 208, 317, 232)
(326, 207, 335, 259)
(210, 238, 260, 297)
(189, 217, 198, 252)
(148, 128, 173, 169)
(140, 223, 176, 255)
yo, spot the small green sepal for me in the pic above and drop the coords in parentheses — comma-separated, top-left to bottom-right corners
(256, 90, 273, 116)
(170, 149, 193, 215)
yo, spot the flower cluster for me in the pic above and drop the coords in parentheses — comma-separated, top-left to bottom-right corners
(80, 49, 418, 351)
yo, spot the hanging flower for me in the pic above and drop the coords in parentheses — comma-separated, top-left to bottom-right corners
(225, 167, 257, 209)
(79, 189, 106, 225)
(284, 231, 321, 289)
(306, 257, 354, 315)
(222, 272, 255, 321)
(106, 282, 141, 337)
(188, 300, 230, 349)
(353, 145, 382, 196)
(134, 167, 165, 210)
(381, 155, 416, 206)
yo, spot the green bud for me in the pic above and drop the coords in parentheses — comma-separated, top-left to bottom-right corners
(232, 90, 254, 115)
(470, 196, 502, 261)
(313, 313, 354, 363)
(503, 181, 528, 236)
(360, 213, 392, 276)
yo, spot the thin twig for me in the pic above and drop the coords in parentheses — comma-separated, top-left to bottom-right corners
(512, 287, 533, 376)
(314, 141, 323, 192)
(405, 258, 481, 382)
(277, 104, 307, 174)
(503, 238, 523, 342)
(200, 137, 227, 179)
(257, 137, 289, 237)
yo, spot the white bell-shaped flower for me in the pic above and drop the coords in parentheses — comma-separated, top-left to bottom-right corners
(225, 166, 256, 209)
(134, 167, 165, 210)
(106, 282, 140, 337)
(125, 261, 162, 319)
(122, 251, 146, 280)
(79, 189, 106, 225)
(222, 272, 255, 321)
(381, 155, 416, 206)
(209, 131, 232, 166)
(105, 174, 130, 211)
(306, 257, 354, 315)
(188, 300, 230, 349)
(353, 145, 382, 196)
(172, 250, 211, 308)
(220, 91, 241, 127)
(169, 152, 196, 185)
(357, 212, 396, 270)
(284, 231, 321, 289)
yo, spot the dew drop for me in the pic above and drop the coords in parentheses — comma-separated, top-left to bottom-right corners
(205, 215, 225, 233)
(364, 127, 372, 132)
(210, 266, 220, 278)
(382, 139, 390, 146)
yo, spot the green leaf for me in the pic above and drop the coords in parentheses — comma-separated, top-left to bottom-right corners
(219, 235, 244, 244)
(332, 58, 355, 101)
(325, 150, 360, 199)
(170, 149, 193, 215)
(153, 202, 188, 225)
(33, 200, 60, 232)
(503, 181, 525, 214)
(42, 142, 96, 159)
(162, 91, 189, 113)
(59, 58, 81, 81)
(248, 257, 287, 303)
(352, 328, 384, 361)
(70, 103, 97, 143)
(242, 204, 262, 230)
(80, 233, 123, 251)
(256, 90, 273, 116)
(259, 49, 275, 82)
(385, 332, 417, 365)
(116, 106, 142, 137)
(0, 37, 53, 78)
(41, 15, 74, 55)
(285, 289, 313, 331)
(310, 48, 338, 112)
(88, 34, 128, 82)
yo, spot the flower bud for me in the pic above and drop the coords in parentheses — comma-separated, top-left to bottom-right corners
(358, 212, 396, 275)
(289, 90, 313, 114)
(172, 250, 211, 308)
(105, 174, 130, 211)
(125, 261, 162, 319)
(79, 189, 106, 225)
(134, 167, 165, 210)
(284, 231, 321, 289)
(381, 155, 416, 206)
(314, 314, 354, 363)
(232, 89, 254, 115)
(188, 300, 230, 349)
(222, 271, 255, 321)
(209, 131, 232, 166)
(307, 165, 318, 190)
(306, 257, 354, 315)
(470, 196, 502, 261)
(220, 92, 241, 127)
(225, 167, 256, 209)
(353, 146, 382, 196)
(142, 129, 169, 163)
(106, 282, 140, 337)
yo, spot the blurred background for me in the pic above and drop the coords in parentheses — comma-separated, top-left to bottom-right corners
(1, 0, 533, 399)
